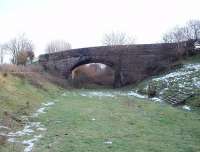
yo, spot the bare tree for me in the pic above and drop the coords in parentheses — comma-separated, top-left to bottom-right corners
(16, 50, 35, 65)
(162, 19, 200, 43)
(163, 26, 187, 43)
(0, 44, 4, 64)
(3, 34, 34, 64)
(102, 31, 135, 46)
(185, 20, 200, 40)
(45, 40, 71, 53)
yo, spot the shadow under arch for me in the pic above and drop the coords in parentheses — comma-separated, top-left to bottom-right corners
(70, 58, 116, 72)
(68, 58, 117, 87)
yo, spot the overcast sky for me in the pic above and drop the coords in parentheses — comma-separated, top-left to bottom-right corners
(0, 0, 200, 57)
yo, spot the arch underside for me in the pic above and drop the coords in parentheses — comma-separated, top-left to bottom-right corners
(69, 58, 115, 72)
(68, 57, 122, 87)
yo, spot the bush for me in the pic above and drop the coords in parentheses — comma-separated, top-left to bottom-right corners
(16, 51, 28, 65)
(2, 72, 7, 77)
(147, 82, 157, 98)
(0, 135, 7, 145)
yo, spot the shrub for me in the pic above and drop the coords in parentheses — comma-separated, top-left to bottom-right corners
(0, 135, 7, 145)
(16, 51, 28, 65)
(147, 83, 157, 98)
(2, 72, 7, 77)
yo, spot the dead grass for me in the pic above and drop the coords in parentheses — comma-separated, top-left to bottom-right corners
(0, 135, 7, 145)
(0, 64, 71, 89)
(71, 64, 114, 87)
(0, 64, 43, 73)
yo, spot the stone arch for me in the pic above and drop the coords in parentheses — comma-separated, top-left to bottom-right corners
(68, 57, 120, 87)
(70, 58, 115, 70)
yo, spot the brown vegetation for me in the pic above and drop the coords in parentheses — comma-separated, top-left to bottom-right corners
(71, 63, 114, 87)
(0, 63, 114, 89)
(0, 64, 71, 89)
(0, 135, 7, 145)
(2, 34, 34, 64)
(147, 82, 157, 98)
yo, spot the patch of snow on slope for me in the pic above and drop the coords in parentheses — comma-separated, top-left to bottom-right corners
(4, 101, 56, 152)
(22, 135, 42, 152)
(182, 105, 191, 111)
(153, 64, 200, 82)
(79, 90, 162, 103)
(143, 63, 200, 105)
(126, 91, 146, 98)
(80, 91, 115, 98)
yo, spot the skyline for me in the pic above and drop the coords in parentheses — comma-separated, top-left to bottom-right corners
(0, 0, 200, 58)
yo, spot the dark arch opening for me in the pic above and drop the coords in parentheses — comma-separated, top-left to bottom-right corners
(69, 61, 115, 88)
(70, 58, 115, 72)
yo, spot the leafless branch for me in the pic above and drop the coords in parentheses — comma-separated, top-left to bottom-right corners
(45, 40, 72, 53)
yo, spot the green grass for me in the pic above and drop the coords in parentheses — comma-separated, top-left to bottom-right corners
(182, 54, 200, 64)
(33, 90, 200, 152)
(0, 74, 60, 118)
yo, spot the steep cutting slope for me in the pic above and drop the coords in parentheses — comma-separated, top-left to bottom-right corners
(137, 55, 200, 107)
(0, 73, 61, 151)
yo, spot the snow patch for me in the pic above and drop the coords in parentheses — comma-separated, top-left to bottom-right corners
(7, 138, 16, 143)
(153, 64, 200, 83)
(61, 93, 67, 96)
(0, 126, 10, 130)
(127, 91, 146, 98)
(79, 90, 149, 99)
(104, 141, 112, 144)
(22, 135, 42, 152)
(151, 97, 162, 102)
(182, 105, 191, 111)
(37, 127, 47, 131)
(80, 91, 115, 98)
(8, 125, 34, 137)
(5, 101, 56, 152)
(42, 102, 55, 106)
(32, 102, 55, 117)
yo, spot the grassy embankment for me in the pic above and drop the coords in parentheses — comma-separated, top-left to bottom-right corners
(0, 72, 62, 151)
(136, 54, 200, 109)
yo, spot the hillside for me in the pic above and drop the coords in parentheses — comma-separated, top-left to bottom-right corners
(136, 55, 200, 108)
(0, 71, 61, 152)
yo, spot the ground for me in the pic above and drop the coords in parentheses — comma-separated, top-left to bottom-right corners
(33, 90, 200, 152)
(0, 55, 200, 152)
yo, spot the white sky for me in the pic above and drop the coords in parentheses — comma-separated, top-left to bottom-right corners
(0, 0, 200, 58)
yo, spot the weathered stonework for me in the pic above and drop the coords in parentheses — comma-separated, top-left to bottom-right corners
(39, 41, 194, 87)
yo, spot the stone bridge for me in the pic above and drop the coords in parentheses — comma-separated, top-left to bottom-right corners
(39, 41, 194, 87)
